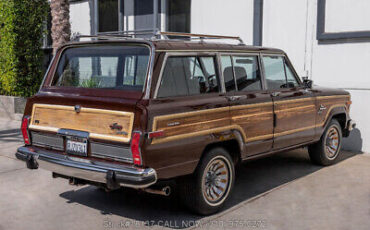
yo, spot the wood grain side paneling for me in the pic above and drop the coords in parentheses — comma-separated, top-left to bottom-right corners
(316, 95, 350, 127)
(151, 103, 274, 145)
(29, 104, 134, 143)
(231, 102, 274, 142)
(274, 102, 316, 135)
(150, 95, 350, 145)
(152, 107, 231, 144)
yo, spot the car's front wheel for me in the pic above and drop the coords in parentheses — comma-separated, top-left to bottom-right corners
(308, 119, 343, 166)
(179, 147, 235, 215)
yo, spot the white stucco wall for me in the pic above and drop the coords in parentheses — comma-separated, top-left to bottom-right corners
(191, 0, 254, 45)
(262, 0, 370, 152)
(311, 0, 370, 152)
(342, 89, 370, 152)
(70, 0, 91, 35)
(263, 0, 309, 77)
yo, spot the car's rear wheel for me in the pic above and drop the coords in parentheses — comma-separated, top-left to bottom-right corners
(178, 147, 235, 215)
(308, 119, 342, 166)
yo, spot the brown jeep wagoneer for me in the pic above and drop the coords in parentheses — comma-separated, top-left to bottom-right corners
(16, 32, 355, 215)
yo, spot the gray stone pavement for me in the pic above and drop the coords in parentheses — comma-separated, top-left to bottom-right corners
(0, 118, 369, 230)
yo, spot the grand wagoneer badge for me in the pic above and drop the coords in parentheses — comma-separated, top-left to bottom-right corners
(110, 123, 128, 135)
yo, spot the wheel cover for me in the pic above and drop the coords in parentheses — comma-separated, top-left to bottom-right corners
(201, 156, 232, 206)
(324, 126, 340, 159)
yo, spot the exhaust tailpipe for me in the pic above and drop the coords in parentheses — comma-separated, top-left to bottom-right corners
(142, 186, 171, 196)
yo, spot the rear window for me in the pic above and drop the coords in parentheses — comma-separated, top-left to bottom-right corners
(52, 45, 150, 91)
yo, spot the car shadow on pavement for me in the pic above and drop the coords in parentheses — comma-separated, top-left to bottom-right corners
(59, 149, 358, 229)
(0, 128, 21, 143)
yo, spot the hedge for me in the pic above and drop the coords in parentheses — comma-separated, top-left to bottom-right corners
(0, 0, 49, 97)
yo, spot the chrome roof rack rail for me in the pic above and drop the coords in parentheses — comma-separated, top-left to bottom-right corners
(73, 29, 160, 41)
(158, 32, 244, 44)
(73, 30, 244, 45)
(99, 29, 160, 38)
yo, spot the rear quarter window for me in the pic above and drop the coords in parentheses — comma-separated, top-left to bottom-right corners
(157, 56, 220, 98)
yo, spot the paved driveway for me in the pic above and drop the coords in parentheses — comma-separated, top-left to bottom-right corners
(0, 119, 369, 230)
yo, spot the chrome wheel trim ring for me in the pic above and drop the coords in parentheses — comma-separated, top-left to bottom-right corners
(324, 126, 340, 159)
(201, 155, 232, 207)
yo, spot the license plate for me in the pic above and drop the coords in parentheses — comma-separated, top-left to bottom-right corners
(66, 137, 87, 156)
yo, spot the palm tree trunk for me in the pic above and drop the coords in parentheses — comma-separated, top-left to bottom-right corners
(50, 0, 71, 54)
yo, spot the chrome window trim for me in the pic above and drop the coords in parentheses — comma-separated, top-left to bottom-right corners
(216, 53, 226, 93)
(39, 54, 56, 91)
(143, 43, 156, 99)
(258, 52, 267, 90)
(218, 52, 261, 56)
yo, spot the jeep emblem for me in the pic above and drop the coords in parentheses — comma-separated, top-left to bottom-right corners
(109, 123, 123, 131)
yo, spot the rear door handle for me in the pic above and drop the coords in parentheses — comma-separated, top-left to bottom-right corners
(227, 96, 243, 101)
(271, 92, 280, 97)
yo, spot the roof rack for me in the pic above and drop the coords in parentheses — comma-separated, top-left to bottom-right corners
(73, 30, 244, 45)
(72, 29, 158, 41)
(159, 32, 244, 44)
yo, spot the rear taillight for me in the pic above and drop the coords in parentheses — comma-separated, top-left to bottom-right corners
(21, 116, 31, 145)
(130, 131, 142, 166)
(148, 130, 165, 139)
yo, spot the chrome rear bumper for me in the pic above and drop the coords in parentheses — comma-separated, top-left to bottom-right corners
(15, 146, 157, 189)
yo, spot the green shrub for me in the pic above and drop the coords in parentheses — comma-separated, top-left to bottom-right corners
(0, 0, 48, 97)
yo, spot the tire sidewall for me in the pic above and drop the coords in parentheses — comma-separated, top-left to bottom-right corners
(194, 147, 235, 215)
(319, 119, 343, 164)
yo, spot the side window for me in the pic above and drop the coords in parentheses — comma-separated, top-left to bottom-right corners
(262, 56, 286, 90)
(232, 56, 262, 91)
(285, 62, 299, 87)
(262, 56, 299, 90)
(190, 57, 219, 95)
(157, 56, 220, 98)
(220, 56, 236, 92)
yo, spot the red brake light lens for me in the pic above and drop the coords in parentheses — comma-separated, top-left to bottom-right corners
(148, 130, 165, 139)
(21, 116, 31, 145)
(130, 132, 142, 166)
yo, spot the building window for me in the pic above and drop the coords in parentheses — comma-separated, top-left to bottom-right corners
(134, 0, 155, 30)
(167, 0, 190, 32)
(98, 0, 119, 32)
(94, 0, 191, 34)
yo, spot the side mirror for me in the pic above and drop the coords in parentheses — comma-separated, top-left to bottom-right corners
(302, 77, 313, 89)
